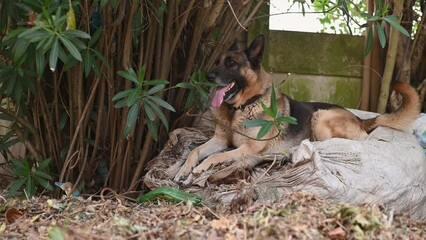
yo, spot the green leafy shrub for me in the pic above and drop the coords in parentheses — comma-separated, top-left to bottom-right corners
(112, 66, 175, 140)
(8, 158, 53, 197)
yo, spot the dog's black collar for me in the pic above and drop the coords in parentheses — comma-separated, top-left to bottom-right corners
(236, 95, 262, 110)
(227, 87, 272, 111)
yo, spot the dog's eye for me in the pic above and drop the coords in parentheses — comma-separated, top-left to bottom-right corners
(225, 59, 236, 68)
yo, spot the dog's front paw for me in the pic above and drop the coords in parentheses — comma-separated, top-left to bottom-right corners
(192, 161, 212, 175)
(173, 149, 200, 182)
(174, 165, 193, 183)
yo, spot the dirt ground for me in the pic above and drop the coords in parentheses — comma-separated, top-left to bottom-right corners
(1, 189, 425, 240)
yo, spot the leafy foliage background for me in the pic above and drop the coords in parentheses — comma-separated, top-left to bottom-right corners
(0, 0, 265, 195)
(0, 0, 424, 196)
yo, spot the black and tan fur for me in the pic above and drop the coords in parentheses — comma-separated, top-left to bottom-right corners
(174, 35, 420, 182)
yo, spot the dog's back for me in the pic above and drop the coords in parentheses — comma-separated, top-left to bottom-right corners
(309, 82, 420, 141)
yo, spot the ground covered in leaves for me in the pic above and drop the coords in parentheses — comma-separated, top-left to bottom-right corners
(1, 190, 425, 240)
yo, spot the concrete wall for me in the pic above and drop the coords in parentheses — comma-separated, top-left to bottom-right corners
(266, 30, 364, 108)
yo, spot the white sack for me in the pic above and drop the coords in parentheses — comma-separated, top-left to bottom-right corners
(287, 123, 426, 220)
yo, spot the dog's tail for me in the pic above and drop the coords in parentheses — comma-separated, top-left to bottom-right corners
(362, 82, 420, 133)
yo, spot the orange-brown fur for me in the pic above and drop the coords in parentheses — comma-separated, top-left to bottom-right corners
(174, 35, 421, 183)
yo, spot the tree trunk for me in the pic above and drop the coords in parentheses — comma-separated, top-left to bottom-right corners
(377, 0, 405, 113)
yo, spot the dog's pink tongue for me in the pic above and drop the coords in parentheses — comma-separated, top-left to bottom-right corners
(212, 86, 228, 108)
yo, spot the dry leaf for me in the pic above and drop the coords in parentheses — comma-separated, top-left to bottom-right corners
(210, 217, 230, 230)
(5, 207, 23, 224)
(327, 227, 346, 239)
(0, 222, 6, 233)
(225, 232, 237, 240)
(47, 199, 64, 210)
(31, 214, 41, 223)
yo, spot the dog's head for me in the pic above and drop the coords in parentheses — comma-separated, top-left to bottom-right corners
(208, 35, 269, 108)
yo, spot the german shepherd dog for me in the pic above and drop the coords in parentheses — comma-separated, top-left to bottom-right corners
(174, 35, 420, 183)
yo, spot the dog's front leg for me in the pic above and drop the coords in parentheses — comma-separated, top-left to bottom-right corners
(174, 136, 228, 182)
(192, 142, 266, 175)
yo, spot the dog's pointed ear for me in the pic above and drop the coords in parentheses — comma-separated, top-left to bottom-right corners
(228, 41, 239, 51)
(245, 35, 265, 68)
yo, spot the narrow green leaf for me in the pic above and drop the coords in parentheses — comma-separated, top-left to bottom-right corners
(63, 29, 91, 39)
(33, 170, 53, 180)
(100, 0, 109, 9)
(22, 159, 31, 171)
(92, 63, 101, 77)
(59, 112, 68, 131)
(359, 23, 369, 28)
(260, 102, 274, 117)
(26, 32, 49, 43)
(382, 15, 410, 37)
(123, 103, 140, 138)
(37, 158, 51, 171)
(143, 101, 156, 121)
(375, 0, 383, 12)
(145, 99, 169, 131)
(114, 99, 128, 108)
(128, 103, 141, 126)
(5, 74, 16, 95)
(83, 50, 92, 78)
(8, 177, 27, 196)
(198, 86, 210, 102)
(360, 12, 372, 18)
(0, 113, 15, 121)
(26, 177, 36, 196)
(146, 95, 176, 112)
(59, 36, 82, 61)
(257, 121, 274, 140)
(118, 69, 139, 85)
(144, 79, 169, 86)
(49, 38, 59, 71)
(40, 35, 55, 53)
(17, 27, 40, 38)
(92, 49, 110, 69)
(367, 16, 380, 22)
(137, 186, 203, 206)
(57, 45, 69, 63)
(0, 130, 15, 141)
(375, 22, 386, 48)
(11, 159, 25, 172)
(11, 159, 31, 175)
(146, 84, 165, 95)
(112, 89, 133, 101)
(277, 116, 298, 125)
(184, 92, 195, 110)
(35, 50, 45, 78)
(242, 119, 269, 127)
(0, 138, 20, 152)
(364, 27, 373, 56)
(14, 81, 22, 106)
(138, 65, 146, 84)
(66, 37, 86, 50)
(12, 167, 28, 178)
(32, 175, 54, 191)
(176, 82, 192, 89)
(127, 88, 141, 107)
(12, 39, 30, 61)
(2, 28, 26, 42)
(89, 29, 102, 47)
(146, 119, 158, 141)
(270, 87, 277, 116)
(53, 6, 63, 29)
(34, 34, 48, 51)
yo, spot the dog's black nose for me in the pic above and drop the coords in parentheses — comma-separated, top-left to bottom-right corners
(206, 72, 216, 82)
